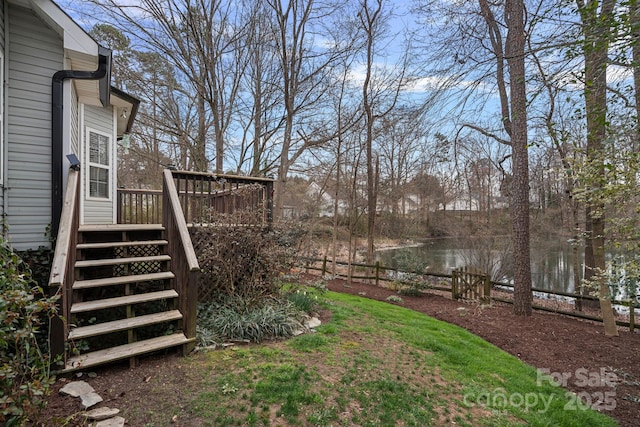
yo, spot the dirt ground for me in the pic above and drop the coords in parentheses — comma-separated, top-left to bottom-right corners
(43, 276, 640, 426)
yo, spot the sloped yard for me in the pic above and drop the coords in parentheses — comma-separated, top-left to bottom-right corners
(44, 290, 624, 426)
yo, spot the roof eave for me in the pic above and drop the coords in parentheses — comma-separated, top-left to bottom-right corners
(110, 86, 140, 136)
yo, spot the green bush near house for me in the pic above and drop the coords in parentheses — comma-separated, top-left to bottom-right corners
(0, 238, 58, 426)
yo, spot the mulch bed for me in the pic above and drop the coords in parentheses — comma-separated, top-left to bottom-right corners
(319, 274, 640, 427)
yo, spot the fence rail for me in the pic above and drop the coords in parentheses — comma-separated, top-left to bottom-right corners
(300, 256, 638, 331)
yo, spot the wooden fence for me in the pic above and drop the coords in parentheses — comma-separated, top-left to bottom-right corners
(452, 267, 491, 302)
(301, 256, 639, 331)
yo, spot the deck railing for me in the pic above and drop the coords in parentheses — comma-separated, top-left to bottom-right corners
(162, 169, 200, 354)
(117, 188, 162, 224)
(118, 171, 274, 227)
(172, 170, 274, 227)
(48, 168, 81, 365)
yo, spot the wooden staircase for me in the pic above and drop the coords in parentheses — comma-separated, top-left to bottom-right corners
(50, 168, 273, 372)
(62, 224, 194, 372)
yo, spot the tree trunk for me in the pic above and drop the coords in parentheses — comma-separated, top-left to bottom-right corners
(332, 133, 343, 275)
(578, 0, 618, 336)
(195, 90, 208, 172)
(363, 0, 379, 269)
(505, 0, 532, 316)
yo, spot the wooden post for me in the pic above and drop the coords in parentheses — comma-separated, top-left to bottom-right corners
(452, 268, 457, 299)
(484, 274, 491, 302)
(321, 256, 327, 276)
(629, 300, 635, 333)
(184, 269, 200, 354)
(266, 180, 274, 227)
(375, 261, 380, 287)
(117, 189, 122, 223)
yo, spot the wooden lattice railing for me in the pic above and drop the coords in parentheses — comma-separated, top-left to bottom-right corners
(48, 168, 81, 364)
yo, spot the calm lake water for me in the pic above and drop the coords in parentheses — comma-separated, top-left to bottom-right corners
(376, 238, 634, 299)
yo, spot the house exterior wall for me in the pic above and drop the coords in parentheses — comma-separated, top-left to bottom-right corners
(70, 84, 79, 154)
(0, 0, 5, 52)
(6, 4, 63, 250)
(81, 103, 116, 224)
(0, 0, 5, 225)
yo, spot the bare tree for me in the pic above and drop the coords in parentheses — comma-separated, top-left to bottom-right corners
(357, 0, 409, 266)
(87, 0, 248, 172)
(234, 2, 283, 176)
(267, 0, 352, 218)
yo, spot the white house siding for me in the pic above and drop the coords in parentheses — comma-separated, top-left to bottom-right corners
(82, 103, 115, 224)
(6, 4, 63, 250)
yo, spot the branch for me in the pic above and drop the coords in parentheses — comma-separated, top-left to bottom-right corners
(457, 123, 511, 146)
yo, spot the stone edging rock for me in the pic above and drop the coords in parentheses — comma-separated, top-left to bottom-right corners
(59, 381, 124, 427)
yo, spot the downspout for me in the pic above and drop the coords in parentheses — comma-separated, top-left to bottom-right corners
(51, 46, 111, 237)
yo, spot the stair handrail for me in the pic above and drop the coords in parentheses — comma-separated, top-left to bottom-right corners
(162, 169, 200, 353)
(48, 168, 81, 363)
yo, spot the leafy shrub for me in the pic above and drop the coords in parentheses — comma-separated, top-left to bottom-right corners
(196, 298, 303, 344)
(15, 246, 53, 289)
(391, 251, 430, 296)
(0, 240, 58, 426)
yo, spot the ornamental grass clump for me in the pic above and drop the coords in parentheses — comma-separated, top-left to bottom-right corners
(0, 239, 58, 426)
(196, 298, 303, 345)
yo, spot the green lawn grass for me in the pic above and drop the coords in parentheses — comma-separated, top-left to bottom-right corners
(181, 291, 618, 426)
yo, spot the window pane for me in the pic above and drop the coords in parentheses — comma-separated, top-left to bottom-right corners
(89, 166, 109, 198)
(89, 132, 109, 165)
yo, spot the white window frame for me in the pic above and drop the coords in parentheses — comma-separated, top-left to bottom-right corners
(85, 127, 113, 201)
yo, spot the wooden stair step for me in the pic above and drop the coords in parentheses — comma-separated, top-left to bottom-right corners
(77, 240, 168, 250)
(63, 333, 194, 372)
(73, 272, 174, 290)
(70, 290, 179, 314)
(79, 224, 164, 232)
(68, 310, 183, 340)
(76, 255, 171, 268)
